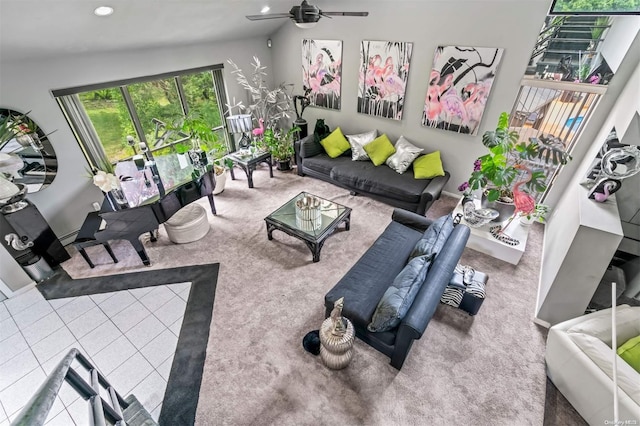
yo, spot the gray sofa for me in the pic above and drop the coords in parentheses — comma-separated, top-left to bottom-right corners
(294, 134, 450, 216)
(324, 209, 470, 369)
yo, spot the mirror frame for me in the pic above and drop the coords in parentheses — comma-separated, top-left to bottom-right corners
(0, 108, 58, 192)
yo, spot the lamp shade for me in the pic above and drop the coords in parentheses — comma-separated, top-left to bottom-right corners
(0, 175, 20, 200)
(226, 114, 253, 133)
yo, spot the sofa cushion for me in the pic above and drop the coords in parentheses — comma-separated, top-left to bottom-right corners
(303, 154, 352, 176)
(331, 161, 432, 204)
(568, 305, 640, 347)
(414, 151, 445, 179)
(346, 130, 377, 161)
(618, 335, 640, 373)
(364, 134, 396, 166)
(320, 127, 351, 158)
(368, 253, 434, 332)
(325, 221, 423, 329)
(409, 214, 455, 260)
(386, 136, 424, 174)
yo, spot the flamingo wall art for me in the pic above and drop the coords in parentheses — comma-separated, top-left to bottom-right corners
(302, 39, 343, 110)
(357, 40, 413, 121)
(422, 46, 504, 135)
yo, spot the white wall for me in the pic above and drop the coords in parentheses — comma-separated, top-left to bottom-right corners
(0, 36, 272, 291)
(270, 0, 552, 195)
(600, 16, 640, 73)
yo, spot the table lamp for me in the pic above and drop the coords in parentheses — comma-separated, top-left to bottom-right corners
(226, 114, 253, 149)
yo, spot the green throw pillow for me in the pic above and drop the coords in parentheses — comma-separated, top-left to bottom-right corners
(320, 127, 351, 158)
(413, 151, 445, 179)
(617, 335, 640, 373)
(363, 134, 396, 166)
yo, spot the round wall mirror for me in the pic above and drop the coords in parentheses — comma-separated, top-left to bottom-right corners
(0, 108, 58, 193)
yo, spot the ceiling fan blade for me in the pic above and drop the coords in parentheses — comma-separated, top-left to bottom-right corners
(321, 11, 369, 17)
(246, 13, 292, 21)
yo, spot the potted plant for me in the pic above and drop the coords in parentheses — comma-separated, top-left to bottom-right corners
(520, 203, 550, 226)
(459, 112, 571, 221)
(264, 126, 300, 171)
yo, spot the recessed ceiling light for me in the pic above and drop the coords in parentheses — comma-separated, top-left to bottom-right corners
(260, 6, 270, 14)
(94, 6, 114, 16)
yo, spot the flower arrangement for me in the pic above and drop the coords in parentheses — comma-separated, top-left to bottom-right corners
(458, 112, 571, 202)
(92, 170, 119, 192)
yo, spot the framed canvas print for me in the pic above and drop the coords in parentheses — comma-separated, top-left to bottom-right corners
(357, 40, 413, 120)
(302, 39, 343, 110)
(422, 46, 504, 135)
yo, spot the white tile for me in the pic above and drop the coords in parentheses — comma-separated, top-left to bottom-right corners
(4, 288, 44, 316)
(167, 282, 191, 296)
(0, 304, 9, 323)
(0, 332, 29, 365)
(21, 312, 65, 346)
(168, 316, 183, 338)
(0, 317, 18, 343)
(156, 355, 174, 381)
(30, 327, 77, 364)
(129, 371, 166, 414)
(56, 297, 96, 324)
(108, 352, 153, 396)
(0, 349, 39, 392)
(128, 286, 154, 300)
(125, 315, 165, 350)
(151, 403, 162, 423)
(47, 297, 76, 310)
(78, 321, 121, 357)
(140, 329, 178, 368)
(45, 408, 74, 426)
(111, 300, 151, 334)
(55, 381, 81, 408)
(154, 295, 187, 327)
(139, 286, 174, 313)
(66, 396, 90, 426)
(0, 400, 6, 422)
(40, 397, 65, 424)
(91, 335, 137, 375)
(12, 300, 54, 330)
(0, 367, 46, 416)
(89, 291, 116, 304)
(40, 346, 88, 376)
(97, 291, 136, 318)
(66, 307, 108, 339)
(175, 286, 190, 302)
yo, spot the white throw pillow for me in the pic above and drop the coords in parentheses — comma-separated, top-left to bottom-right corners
(386, 136, 424, 174)
(346, 130, 378, 161)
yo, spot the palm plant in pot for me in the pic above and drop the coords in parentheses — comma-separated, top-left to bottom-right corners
(459, 112, 571, 222)
(264, 126, 300, 171)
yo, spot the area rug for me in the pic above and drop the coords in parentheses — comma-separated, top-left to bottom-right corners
(38, 264, 218, 425)
(58, 166, 584, 425)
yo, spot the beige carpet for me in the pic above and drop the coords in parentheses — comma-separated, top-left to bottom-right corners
(61, 166, 584, 425)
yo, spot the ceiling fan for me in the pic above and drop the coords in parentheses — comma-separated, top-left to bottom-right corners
(246, 0, 369, 29)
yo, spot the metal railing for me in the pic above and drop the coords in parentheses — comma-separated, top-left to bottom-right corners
(11, 348, 132, 426)
(509, 78, 607, 201)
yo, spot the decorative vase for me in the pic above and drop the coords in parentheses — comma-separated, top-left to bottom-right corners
(212, 170, 227, 195)
(295, 195, 322, 231)
(319, 316, 355, 370)
(481, 193, 515, 223)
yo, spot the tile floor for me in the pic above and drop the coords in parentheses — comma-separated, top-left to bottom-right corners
(0, 282, 191, 425)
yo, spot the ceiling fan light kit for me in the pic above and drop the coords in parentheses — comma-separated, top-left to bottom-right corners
(246, 0, 368, 28)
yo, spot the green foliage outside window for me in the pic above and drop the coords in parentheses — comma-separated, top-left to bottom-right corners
(552, 0, 640, 13)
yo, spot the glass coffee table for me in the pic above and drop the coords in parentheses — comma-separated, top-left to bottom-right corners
(226, 150, 273, 188)
(265, 192, 351, 262)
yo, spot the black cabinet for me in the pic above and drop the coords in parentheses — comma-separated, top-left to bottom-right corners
(1, 202, 70, 267)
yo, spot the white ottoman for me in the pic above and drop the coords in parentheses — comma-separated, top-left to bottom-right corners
(164, 203, 210, 244)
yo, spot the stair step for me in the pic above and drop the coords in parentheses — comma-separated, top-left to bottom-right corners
(544, 49, 597, 55)
(123, 395, 158, 426)
(549, 37, 603, 43)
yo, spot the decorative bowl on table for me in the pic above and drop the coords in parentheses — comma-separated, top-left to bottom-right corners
(465, 207, 499, 228)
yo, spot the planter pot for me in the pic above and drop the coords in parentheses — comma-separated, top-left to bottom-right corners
(213, 170, 227, 195)
(481, 194, 515, 223)
(519, 215, 534, 226)
(276, 158, 292, 171)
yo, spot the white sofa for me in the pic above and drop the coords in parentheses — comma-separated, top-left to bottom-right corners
(546, 305, 640, 424)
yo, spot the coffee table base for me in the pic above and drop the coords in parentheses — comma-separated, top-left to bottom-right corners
(229, 155, 273, 188)
(266, 213, 350, 262)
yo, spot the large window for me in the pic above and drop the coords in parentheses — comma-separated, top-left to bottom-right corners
(550, 0, 640, 14)
(54, 65, 229, 168)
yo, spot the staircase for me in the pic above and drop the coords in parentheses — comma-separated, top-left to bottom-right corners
(10, 348, 157, 426)
(527, 16, 611, 80)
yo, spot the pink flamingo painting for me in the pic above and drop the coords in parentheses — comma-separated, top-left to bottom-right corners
(252, 118, 264, 138)
(501, 164, 536, 233)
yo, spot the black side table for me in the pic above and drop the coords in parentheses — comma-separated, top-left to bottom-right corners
(73, 211, 119, 268)
(227, 151, 273, 188)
